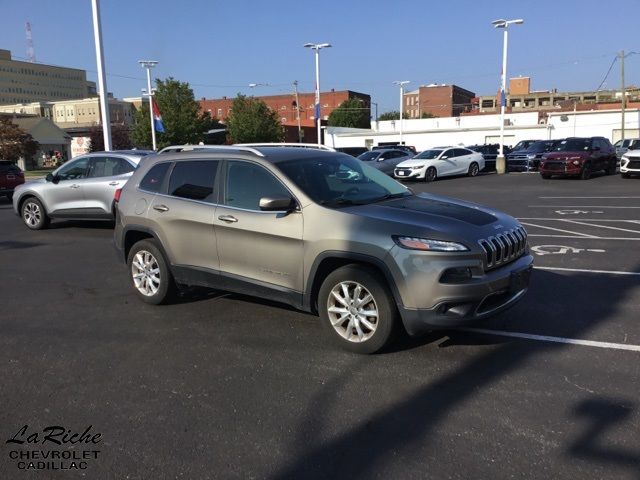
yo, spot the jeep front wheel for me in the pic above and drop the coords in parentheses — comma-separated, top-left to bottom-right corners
(127, 239, 176, 305)
(318, 265, 397, 354)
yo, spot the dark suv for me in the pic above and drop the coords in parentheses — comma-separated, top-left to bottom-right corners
(507, 140, 559, 172)
(0, 161, 25, 201)
(539, 137, 617, 179)
(114, 146, 533, 353)
(466, 144, 511, 171)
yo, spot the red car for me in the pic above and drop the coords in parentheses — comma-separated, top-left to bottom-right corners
(0, 161, 25, 201)
(539, 137, 617, 180)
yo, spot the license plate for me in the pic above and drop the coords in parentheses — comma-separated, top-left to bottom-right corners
(397, 171, 406, 176)
(510, 267, 532, 292)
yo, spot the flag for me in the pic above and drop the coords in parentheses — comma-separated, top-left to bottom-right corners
(151, 98, 165, 133)
(500, 89, 506, 108)
(314, 102, 320, 121)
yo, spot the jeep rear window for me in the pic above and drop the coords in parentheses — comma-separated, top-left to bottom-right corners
(140, 162, 171, 193)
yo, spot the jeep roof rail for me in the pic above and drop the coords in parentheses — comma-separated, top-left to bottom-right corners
(234, 142, 336, 152)
(157, 144, 265, 157)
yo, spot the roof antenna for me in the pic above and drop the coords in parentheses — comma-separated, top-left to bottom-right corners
(25, 22, 35, 62)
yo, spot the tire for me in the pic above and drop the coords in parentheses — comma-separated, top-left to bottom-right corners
(21, 197, 49, 230)
(541, 173, 552, 179)
(318, 264, 398, 354)
(127, 239, 177, 305)
(425, 167, 437, 183)
(467, 162, 480, 177)
(580, 163, 592, 180)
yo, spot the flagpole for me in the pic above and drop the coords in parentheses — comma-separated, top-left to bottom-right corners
(139, 60, 158, 150)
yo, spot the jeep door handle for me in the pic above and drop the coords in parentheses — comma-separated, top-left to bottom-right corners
(109, 181, 120, 186)
(70, 184, 80, 189)
(218, 215, 238, 223)
(153, 205, 169, 212)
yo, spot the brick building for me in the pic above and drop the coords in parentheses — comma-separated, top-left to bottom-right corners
(199, 90, 371, 128)
(404, 84, 476, 118)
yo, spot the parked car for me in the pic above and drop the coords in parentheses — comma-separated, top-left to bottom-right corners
(12, 150, 152, 229)
(507, 140, 560, 172)
(336, 147, 368, 157)
(114, 146, 532, 353)
(620, 145, 640, 178)
(357, 149, 414, 175)
(510, 140, 540, 152)
(539, 137, 617, 180)
(0, 160, 25, 201)
(394, 147, 485, 182)
(466, 144, 511, 172)
(613, 138, 640, 160)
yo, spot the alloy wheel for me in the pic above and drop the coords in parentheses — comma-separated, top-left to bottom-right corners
(23, 202, 41, 227)
(327, 281, 378, 343)
(131, 250, 161, 297)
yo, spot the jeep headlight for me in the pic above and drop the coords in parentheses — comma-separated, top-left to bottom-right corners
(394, 236, 469, 252)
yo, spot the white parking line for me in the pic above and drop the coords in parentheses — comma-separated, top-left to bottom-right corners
(458, 328, 640, 353)
(529, 205, 640, 209)
(534, 266, 640, 276)
(519, 218, 640, 222)
(519, 222, 597, 237)
(561, 219, 640, 235)
(528, 234, 640, 240)
(539, 196, 640, 199)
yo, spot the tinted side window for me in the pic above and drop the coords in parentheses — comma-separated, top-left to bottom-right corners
(140, 162, 171, 193)
(57, 158, 89, 180)
(87, 157, 134, 178)
(225, 161, 290, 210)
(168, 160, 218, 203)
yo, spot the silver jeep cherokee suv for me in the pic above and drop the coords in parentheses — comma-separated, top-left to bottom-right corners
(114, 146, 533, 353)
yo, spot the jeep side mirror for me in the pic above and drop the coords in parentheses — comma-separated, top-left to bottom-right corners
(441, 155, 448, 160)
(50, 174, 61, 184)
(46, 173, 54, 182)
(378, 157, 385, 161)
(259, 196, 295, 212)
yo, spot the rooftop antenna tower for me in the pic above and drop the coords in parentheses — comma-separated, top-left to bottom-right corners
(25, 22, 35, 62)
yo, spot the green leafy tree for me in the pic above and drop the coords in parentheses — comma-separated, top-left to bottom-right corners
(421, 112, 436, 119)
(225, 94, 284, 143)
(377, 111, 408, 121)
(89, 124, 132, 151)
(131, 77, 218, 149)
(327, 98, 371, 128)
(0, 117, 39, 161)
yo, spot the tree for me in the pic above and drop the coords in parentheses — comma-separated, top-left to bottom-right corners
(377, 111, 409, 121)
(225, 94, 284, 143)
(421, 112, 436, 119)
(0, 117, 39, 161)
(327, 98, 371, 128)
(89, 124, 132, 151)
(131, 77, 218, 149)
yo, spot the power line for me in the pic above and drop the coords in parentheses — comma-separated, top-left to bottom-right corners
(596, 56, 618, 91)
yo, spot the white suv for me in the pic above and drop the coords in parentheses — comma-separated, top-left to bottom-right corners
(620, 147, 640, 178)
(394, 147, 485, 182)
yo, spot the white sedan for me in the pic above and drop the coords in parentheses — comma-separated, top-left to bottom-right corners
(394, 147, 485, 182)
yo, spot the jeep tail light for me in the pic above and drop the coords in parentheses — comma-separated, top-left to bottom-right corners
(114, 188, 122, 202)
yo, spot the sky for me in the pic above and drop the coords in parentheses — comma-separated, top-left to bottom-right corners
(2, 0, 640, 114)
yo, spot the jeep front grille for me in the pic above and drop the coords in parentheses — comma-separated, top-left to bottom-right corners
(478, 226, 528, 270)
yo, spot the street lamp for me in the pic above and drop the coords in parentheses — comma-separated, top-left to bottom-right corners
(304, 42, 331, 146)
(139, 60, 159, 150)
(492, 18, 523, 174)
(393, 81, 410, 145)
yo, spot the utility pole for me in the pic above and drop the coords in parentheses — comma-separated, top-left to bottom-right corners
(620, 50, 626, 144)
(293, 80, 302, 143)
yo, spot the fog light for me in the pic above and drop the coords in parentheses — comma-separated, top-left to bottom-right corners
(441, 267, 473, 283)
(572, 160, 580, 166)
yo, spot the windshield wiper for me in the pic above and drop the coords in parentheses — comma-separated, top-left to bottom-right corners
(367, 192, 412, 204)
(320, 198, 362, 207)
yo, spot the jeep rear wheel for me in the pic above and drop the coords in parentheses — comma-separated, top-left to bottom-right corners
(319, 265, 397, 354)
(127, 239, 176, 305)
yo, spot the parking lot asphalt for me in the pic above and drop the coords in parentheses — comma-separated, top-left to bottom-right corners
(1, 172, 639, 480)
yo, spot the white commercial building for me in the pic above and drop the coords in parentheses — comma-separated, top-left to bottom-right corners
(325, 109, 640, 150)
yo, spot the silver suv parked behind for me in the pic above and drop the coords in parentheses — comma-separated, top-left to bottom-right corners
(13, 150, 153, 229)
(114, 146, 533, 353)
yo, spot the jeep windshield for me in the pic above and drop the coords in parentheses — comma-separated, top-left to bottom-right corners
(277, 155, 411, 207)
(553, 139, 591, 152)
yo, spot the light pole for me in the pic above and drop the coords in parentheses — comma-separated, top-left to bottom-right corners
(492, 18, 523, 174)
(139, 60, 158, 150)
(393, 81, 410, 145)
(304, 43, 331, 146)
(91, 0, 112, 151)
(293, 80, 302, 143)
